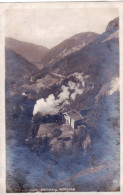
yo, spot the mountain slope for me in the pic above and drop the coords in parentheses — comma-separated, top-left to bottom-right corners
(5, 48, 38, 89)
(31, 17, 119, 97)
(41, 32, 99, 68)
(48, 17, 119, 81)
(6, 37, 49, 69)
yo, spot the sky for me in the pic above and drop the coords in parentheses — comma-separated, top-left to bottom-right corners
(5, 8, 118, 49)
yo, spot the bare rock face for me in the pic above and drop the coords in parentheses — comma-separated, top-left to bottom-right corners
(106, 17, 119, 33)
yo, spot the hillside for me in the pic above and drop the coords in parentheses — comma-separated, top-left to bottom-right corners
(6, 37, 49, 69)
(29, 17, 119, 104)
(5, 47, 39, 97)
(47, 17, 119, 81)
(27, 17, 119, 163)
(40, 32, 99, 68)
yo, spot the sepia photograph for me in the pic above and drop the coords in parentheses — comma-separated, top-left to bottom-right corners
(4, 4, 120, 192)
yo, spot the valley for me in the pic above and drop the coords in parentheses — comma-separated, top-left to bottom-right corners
(6, 17, 120, 192)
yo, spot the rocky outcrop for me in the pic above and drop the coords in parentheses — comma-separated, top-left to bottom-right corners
(106, 17, 119, 33)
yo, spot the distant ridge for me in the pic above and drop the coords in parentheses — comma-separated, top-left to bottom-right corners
(41, 32, 99, 68)
(6, 37, 49, 69)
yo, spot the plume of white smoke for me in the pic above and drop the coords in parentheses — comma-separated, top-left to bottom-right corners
(33, 85, 70, 116)
(68, 81, 76, 90)
(73, 72, 85, 87)
(68, 81, 84, 100)
(33, 73, 86, 116)
(71, 88, 84, 100)
(58, 86, 70, 102)
(108, 77, 119, 95)
(33, 94, 59, 116)
(61, 100, 70, 108)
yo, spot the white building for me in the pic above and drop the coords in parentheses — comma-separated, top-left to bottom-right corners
(63, 110, 84, 129)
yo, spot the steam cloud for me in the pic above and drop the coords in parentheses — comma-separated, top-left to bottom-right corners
(108, 77, 119, 95)
(68, 81, 84, 100)
(33, 73, 85, 116)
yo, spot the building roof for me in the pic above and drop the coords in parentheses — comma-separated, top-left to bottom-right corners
(64, 110, 83, 121)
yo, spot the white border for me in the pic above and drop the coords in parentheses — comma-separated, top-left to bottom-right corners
(0, 1, 123, 195)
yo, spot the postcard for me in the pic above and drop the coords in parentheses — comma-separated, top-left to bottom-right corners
(0, 1, 123, 194)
